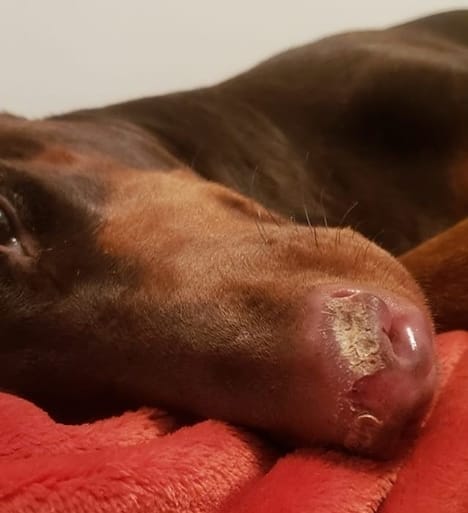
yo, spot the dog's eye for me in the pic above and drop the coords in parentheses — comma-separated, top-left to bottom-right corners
(0, 207, 17, 247)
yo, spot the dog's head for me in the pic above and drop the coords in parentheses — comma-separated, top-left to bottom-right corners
(0, 116, 436, 457)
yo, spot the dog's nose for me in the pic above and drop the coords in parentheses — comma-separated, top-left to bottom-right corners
(299, 283, 436, 456)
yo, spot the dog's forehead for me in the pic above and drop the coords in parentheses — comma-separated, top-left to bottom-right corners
(0, 117, 81, 170)
(0, 115, 84, 163)
(0, 117, 84, 164)
(0, 119, 45, 161)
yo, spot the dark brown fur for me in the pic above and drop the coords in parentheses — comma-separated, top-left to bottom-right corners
(0, 10, 467, 453)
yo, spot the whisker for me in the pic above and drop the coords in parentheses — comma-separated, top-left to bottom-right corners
(264, 207, 282, 228)
(302, 201, 312, 230)
(335, 226, 341, 248)
(339, 201, 359, 228)
(319, 188, 329, 229)
(314, 226, 320, 250)
(351, 220, 364, 237)
(255, 210, 269, 244)
(302, 201, 320, 250)
(249, 165, 259, 200)
(247, 165, 272, 244)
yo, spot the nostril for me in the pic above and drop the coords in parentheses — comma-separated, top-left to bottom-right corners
(329, 288, 360, 299)
(388, 324, 416, 360)
(386, 313, 434, 377)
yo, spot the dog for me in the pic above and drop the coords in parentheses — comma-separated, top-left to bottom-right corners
(0, 10, 467, 458)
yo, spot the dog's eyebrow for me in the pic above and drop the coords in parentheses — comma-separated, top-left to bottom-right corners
(0, 162, 55, 205)
(0, 163, 105, 237)
(0, 160, 106, 203)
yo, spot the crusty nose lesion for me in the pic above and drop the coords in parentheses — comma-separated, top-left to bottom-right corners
(326, 294, 389, 377)
(298, 282, 435, 456)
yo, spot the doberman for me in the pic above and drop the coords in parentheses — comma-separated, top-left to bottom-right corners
(0, 10, 467, 457)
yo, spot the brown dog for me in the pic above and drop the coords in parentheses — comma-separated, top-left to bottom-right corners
(0, 10, 467, 458)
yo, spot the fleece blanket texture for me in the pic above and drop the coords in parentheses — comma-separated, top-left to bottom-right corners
(0, 331, 467, 513)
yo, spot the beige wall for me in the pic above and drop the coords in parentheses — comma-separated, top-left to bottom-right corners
(0, 0, 465, 117)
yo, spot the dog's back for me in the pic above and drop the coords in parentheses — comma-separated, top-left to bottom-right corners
(56, 10, 468, 254)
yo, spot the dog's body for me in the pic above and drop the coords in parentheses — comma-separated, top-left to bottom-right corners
(1, 10, 467, 457)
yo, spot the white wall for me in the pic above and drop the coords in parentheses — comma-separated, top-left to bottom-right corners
(0, 0, 466, 118)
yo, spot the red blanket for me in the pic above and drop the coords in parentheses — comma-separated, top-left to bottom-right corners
(1, 331, 467, 513)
